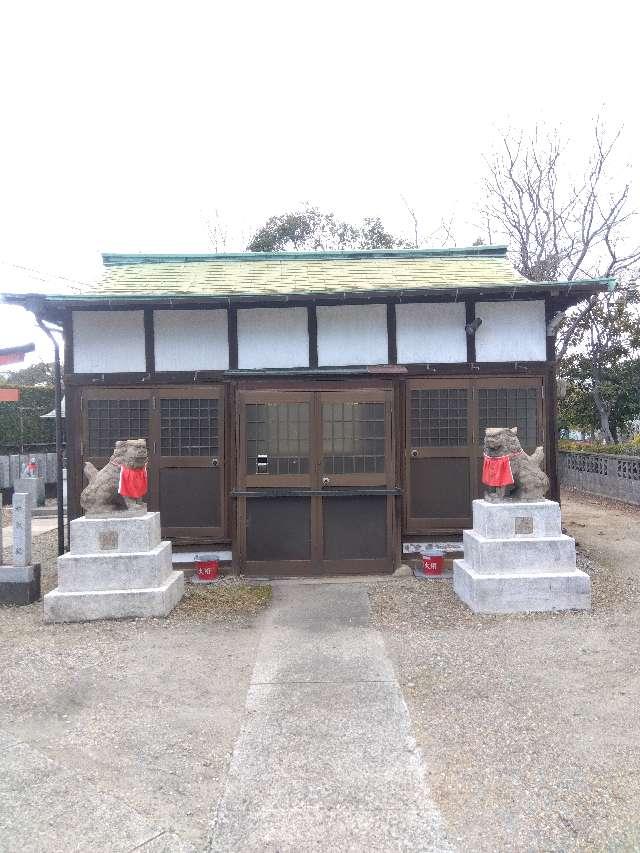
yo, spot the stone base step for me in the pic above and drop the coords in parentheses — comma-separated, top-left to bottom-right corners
(57, 541, 173, 593)
(463, 530, 577, 574)
(453, 559, 591, 614)
(0, 564, 41, 605)
(43, 571, 184, 623)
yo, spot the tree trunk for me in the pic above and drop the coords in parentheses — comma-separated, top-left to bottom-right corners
(592, 381, 615, 444)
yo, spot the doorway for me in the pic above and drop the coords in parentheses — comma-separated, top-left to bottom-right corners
(235, 388, 397, 576)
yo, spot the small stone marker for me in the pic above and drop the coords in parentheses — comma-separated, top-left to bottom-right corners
(514, 516, 534, 535)
(12, 492, 32, 567)
(0, 491, 41, 606)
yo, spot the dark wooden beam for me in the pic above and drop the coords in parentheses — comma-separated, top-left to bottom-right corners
(465, 299, 476, 363)
(228, 307, 238, 369)
(307, 305, 318, 368)
(544, 366, 560, 501)
(143, 308, 155, 374)
(63, 310, 74, 374)
(387, 303, 397, 365)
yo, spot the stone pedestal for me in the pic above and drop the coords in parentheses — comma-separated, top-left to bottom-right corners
(14, 477, 45, 507)
(44, 512, 184, 622)
(453, 499, 591, 614)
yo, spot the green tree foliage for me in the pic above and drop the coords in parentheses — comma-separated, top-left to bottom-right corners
(0, 361, 54, 387)
(559, 359, 640, 441)
(247, 205, 407, 252)
(0, 362, 55, 449)
(557, 297, 640, 441)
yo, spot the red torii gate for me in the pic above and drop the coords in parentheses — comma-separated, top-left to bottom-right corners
(0, 343, 35, 401)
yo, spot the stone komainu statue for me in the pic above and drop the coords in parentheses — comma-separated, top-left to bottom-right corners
(80, 439, 149, 515)
(482, 427, 549, 502)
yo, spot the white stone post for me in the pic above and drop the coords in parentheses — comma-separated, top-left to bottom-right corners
(12, 493, 32, 567)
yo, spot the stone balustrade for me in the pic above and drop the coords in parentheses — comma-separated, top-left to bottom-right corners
(559, 451, 640, 505)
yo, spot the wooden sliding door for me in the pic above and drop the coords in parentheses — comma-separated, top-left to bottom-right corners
(406, 379, 475, 531)
(236, 388, 397, 576)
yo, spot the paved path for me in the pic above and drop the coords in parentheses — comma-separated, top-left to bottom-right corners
(209, 582, 453, 852)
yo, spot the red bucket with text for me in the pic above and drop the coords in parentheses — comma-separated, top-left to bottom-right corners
(422, 551, 444, 576)
(196, 559, 219, 581)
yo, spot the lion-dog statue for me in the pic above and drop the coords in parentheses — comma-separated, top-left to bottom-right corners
(80, 438, 148, 515)
(483, 427, 549, 502)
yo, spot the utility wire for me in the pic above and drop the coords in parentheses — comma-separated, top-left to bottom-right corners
(0, 260, 93, 293)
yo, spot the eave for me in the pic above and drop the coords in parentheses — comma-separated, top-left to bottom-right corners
(0, 277, 615, 316)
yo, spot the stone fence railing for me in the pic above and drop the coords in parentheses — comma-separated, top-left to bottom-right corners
(0, 453, 58, 489)
(559, 451, 640, 505)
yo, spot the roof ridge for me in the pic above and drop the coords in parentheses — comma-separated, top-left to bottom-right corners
(102, 245, 509, 266)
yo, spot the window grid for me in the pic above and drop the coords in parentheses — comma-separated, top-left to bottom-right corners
(322, 401, 386, 474)
(478, 387, 538, 447)
(245, 402, 310, 475)
(160, 398, 218, 456)
(87, 399, 150, 457)
(410, 389, 468, 447)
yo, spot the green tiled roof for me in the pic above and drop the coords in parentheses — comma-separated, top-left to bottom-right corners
(4, 248, 612, 309)
(92, 247, 536, 299)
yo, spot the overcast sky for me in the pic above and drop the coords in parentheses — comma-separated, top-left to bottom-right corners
(1, 0, 637, 366)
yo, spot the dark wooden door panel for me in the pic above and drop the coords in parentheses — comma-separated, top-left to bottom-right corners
(152, 387, 225, 539)
(409, 458, 471, 526)
(406, 379, 475, 531)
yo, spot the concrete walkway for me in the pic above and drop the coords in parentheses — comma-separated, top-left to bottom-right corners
(209, 583, 453, 852)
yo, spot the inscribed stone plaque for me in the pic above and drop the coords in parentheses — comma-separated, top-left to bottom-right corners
(514, 516, 534, 535)
(99, 530, 119, 551)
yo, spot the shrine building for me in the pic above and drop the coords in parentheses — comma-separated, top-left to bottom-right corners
(5, 246, 611, 575)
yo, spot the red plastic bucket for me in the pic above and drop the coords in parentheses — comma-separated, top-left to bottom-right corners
(196, 559, 219, 581)
(422, 553, 444, 575)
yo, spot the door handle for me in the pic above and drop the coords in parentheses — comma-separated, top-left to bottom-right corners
(211, 457, 219, 467)
(410, 449, 418, 458)
(322, 477, 331, 487)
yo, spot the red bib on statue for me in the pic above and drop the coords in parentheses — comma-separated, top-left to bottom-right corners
(118, 465, 148, 499)
(482, 454, 514, 488)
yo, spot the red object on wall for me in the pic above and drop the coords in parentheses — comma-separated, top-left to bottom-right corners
(196, 559, 219, 581)
(422, 554, 444, 575)
(0, 388, 20, 402)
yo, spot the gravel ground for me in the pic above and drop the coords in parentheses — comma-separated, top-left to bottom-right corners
(0, 530, 271, 850)
(369, 493, 640, 852)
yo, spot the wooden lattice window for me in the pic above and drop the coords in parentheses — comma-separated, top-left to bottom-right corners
(478, 387, 538, 447)
(410, 389, 468, 447)
(245, 402, 310, 475)
(160, 398, 219, 456)
(322, 402, 386, 474)
(87, 399, 150, 457)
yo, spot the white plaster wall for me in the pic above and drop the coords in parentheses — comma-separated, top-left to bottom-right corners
(474, 300, 547, 361)
(237, 307, 309, 369)
(317, 304, 388, 366)
(396, 302, 467, 364)
(73, 310, 146, 373)
(154, 309, 228, 371)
